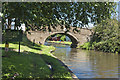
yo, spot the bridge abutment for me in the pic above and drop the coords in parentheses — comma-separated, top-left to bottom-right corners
(70, 43, 78, 48)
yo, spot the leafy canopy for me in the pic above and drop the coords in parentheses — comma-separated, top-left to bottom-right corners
(2, 2, 117, 30)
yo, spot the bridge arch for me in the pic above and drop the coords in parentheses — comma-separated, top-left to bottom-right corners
(43, 32, 79, 48)
(27, 28, 92, 48)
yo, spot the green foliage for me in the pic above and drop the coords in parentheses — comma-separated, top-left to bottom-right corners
(56, 34, 62, 37)
(3, 30, 23, 42)
(80, 19, 120, 53)
(80, 42, 91, 50)
(60, 35, 66, 41)
(80, 42, 96, 50)
(2, 2, 117, 30)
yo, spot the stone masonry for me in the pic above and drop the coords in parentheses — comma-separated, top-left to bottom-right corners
(27, 25, 93, 48)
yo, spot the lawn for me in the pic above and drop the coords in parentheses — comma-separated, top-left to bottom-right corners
(47, 41, 72, 45)
(1, 34, 72, 79)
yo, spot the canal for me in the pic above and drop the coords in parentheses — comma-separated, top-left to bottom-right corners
(45, 42, 120, 78)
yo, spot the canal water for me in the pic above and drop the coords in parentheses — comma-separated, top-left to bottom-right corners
(45, 42, 120, 78)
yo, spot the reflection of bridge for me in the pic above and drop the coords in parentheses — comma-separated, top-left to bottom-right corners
(27, 26, 92, 48)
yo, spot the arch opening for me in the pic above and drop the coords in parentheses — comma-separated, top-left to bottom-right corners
(44, 32, 78, 48)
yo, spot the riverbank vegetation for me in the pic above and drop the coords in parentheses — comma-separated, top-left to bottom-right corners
(1, 34, 72, 79)
(80, 19, 120, 53)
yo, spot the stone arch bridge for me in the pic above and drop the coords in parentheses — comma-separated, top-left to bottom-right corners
(27, 26, 93, 48)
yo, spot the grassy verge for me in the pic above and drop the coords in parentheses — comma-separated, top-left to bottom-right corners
(1, 34, 72, 79)
(47, 41, 72, 45)
(79, 42, 95, 50)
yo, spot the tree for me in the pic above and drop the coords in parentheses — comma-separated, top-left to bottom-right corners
(82, 19, 120, 53)
(2, 2, 117, 31)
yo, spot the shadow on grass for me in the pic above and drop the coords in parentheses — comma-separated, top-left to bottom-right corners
(2, 50, 52, 79)
(2, 49, 72, 79)
(2, 33, 72, 79)
(40, 54, 72, 78)
(2, 34, 42, 51)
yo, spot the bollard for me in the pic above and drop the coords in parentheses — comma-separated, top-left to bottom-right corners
(5, 41, 9, 52)
(33, 39, 35, 46)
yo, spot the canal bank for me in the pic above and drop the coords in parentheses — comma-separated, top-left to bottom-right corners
(1, 34, 76, 79)
(49, 51, 78, 79)
(39, 46, 79, 79)
(45, 42, 120, 78)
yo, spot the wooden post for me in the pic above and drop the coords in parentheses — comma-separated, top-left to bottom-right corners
(19, 41, 20, 53)
(18, 30, 21, 53)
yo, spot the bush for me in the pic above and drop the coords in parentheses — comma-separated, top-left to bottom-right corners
(80, 19, 120, 53)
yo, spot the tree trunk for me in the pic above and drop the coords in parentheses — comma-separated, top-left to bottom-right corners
(14, 20, 16, 30)
(8, 18, 12, 29)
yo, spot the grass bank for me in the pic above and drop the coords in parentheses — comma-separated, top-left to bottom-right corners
(1, 34, 72, 79)
(47, 41, 72, 45)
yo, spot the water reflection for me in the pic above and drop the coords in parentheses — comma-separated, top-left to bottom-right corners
(45, 42, 119, 78)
